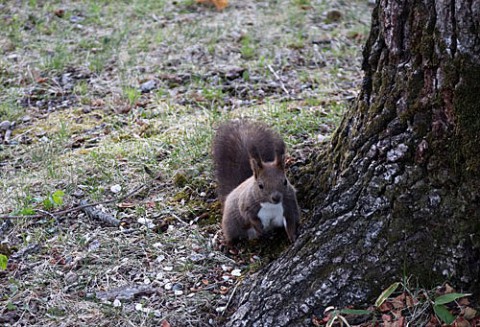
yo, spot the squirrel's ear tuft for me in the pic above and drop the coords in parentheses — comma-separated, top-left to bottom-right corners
(249, 157, 262, 178)
(248, 145, 262, 163)
(274, 141, 286, 169)
(249, 145, 263, 178)
(275, 139, 286, 156)
(275, 153, 286, 170)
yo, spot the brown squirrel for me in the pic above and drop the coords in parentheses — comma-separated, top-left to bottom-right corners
(212, 120, 299, 244)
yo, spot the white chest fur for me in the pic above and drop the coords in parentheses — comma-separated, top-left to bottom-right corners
(257, 202, 286, 231)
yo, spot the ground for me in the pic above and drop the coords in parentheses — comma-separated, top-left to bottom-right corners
(0, 0, 371, 326)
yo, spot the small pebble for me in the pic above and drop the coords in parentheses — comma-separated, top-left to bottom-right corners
(70, 15, 85, 23)
(140, 80, 156, 93)
(317, 134, 327, 142)
(0, 121, 11, 131)
(216, 306, 227, 313)
(64, 271, 78, 284)
(72, 189, 85, 198)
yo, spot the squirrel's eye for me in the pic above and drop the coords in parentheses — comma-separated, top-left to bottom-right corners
(258, 183, 264, 190)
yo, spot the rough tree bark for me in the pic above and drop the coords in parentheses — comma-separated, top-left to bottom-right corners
(227, 0, 480, 326)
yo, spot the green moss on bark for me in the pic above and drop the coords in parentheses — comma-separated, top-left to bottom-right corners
(453, 58, 480, 178)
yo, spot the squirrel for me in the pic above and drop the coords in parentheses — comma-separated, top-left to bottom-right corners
(212, 120, 300, 245)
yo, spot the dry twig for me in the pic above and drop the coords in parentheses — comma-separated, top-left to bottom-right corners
(0, 175, 163, 221)
(267, 64, 289, 96)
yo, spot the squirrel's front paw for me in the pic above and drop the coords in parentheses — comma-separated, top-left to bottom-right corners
(247, 227, 264, 240)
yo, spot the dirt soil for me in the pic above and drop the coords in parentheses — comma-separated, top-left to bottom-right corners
(0, 0, 371, 326)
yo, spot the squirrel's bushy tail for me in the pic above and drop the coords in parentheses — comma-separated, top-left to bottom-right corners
(212, 120, 285, 202)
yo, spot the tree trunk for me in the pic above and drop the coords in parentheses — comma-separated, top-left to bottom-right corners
(227, 0, 480, 325)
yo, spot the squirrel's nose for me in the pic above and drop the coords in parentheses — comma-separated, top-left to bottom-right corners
(271, 192, 282, 204)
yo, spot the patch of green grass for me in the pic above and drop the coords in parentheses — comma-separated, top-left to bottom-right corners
(0, 100, 25, 121)
(241, 101, 345, 143)
(132, 0, 167, 16)
(202, 85, 224, 103)
(88, 30, 129, 73)
(291, 0, 311, 7)
(77, 38, 99, 52)
(73, 80, 89, 97)
(13, 190, 36, 214)
(123, 86, 141, 106)
(42, 43, 73, 72)
(56, 120, 72, 142)
(286, 6, 307, 28)
(86, 1, 103, 24)
(136, 33, 153, 52)
(240, 34, 256, 60)
(346, 24, 370, 41)
(4, 15, 24, 45)
(287, 31, 306, 49)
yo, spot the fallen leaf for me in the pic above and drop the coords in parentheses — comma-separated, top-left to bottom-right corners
(382, 313, 392, 322)
(311, 314, 322, 326)
(458, 297, 471, 306)
(375, 282, 400, 307)
(91, 99, 105, 107)
(379, 301, 393, 312)
(54, 9, 65, 17)
(160, 320, 171, 327)
(454, 317, 471, 327)
(391, 293, 406, 309)
(395, 316, 405, 327)
(220, 286, 229, 295)
(391, 309, 403, 319)
(462, 307, 477, 320)
(195, 0, 228, 10)
(405, 294, 416, 308)
(146, 201, 156, 208)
